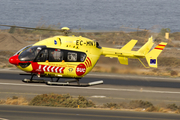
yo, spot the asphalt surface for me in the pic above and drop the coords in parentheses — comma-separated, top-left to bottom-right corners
(0, 70, 180, 105)
(0, 105, 180, 120)
(1, 69, 180, 119)
(1, 72, 180, 89)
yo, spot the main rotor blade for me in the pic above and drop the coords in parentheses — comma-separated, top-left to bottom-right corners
(0, 24, 65, 32)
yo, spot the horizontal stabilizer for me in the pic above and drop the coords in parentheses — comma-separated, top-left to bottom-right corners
(121, 40, 137, 51)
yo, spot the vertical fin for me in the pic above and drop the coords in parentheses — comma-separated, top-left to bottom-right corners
(137, 36, 154, 55)
(145, 42, 167, 68)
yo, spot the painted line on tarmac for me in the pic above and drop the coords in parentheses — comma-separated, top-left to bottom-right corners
(87, 73, 180, 81)
(0, 82, 180, 94)
(91, 95, 106, 98)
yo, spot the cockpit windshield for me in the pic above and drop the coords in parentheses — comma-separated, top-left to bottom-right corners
(18, 46, 46, 61)
(14, 45, 32, 56)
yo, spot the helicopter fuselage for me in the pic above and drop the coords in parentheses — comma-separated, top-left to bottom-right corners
(9, 36, 102, 78)
(9, 35, 167, 81)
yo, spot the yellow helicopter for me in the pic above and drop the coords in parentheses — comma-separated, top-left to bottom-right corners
(2, 25, 167, 86)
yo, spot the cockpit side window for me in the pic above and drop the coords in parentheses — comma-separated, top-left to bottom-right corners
(35, 49, 48, 62)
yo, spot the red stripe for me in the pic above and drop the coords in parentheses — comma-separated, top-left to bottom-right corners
(53, 67, 56, 72)
(51, 66, 54, 72)
(45, 66, 48, 71)
(42, 65, 45, 72)
(158, 44, 166, 47)
(86, 59, 90, 67)
(85, 62, 88, 67)
(155, 48, 164, 50)
(56, 67, 60, 73)
(55, 67, 60, 73)
(49, 66, 52, 72)
(41, 65, 44, 71)
(87, 57, 92, 66)
(61, 67, 65, 73)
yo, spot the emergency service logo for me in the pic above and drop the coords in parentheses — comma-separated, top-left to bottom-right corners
(76, 63, 86, 76)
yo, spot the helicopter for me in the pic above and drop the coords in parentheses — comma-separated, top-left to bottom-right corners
(2, 25, 167, 86)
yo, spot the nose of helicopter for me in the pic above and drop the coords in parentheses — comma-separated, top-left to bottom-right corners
(9, 55, 20, 65)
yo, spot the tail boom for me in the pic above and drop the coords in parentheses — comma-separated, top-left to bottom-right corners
(101, 37, 167, 68)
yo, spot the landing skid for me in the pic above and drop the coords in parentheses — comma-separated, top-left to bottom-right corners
(22, 78, 103, 86)
(46, 80, 103, 86)
(21, 74, 103, 86)
(22, 79, 45, 83)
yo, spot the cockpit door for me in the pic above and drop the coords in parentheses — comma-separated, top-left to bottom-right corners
(35, 49, 48, 62)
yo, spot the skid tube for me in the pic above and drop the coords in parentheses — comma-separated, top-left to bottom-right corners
(20, 74, 103, 86)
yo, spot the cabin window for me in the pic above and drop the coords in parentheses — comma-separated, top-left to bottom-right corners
(41, 48, 87, 62)
(67, 52, 77, 61)
(65, 51, 86, 62)
(35, 49, 48, 62)
(49, 49, 63, 62)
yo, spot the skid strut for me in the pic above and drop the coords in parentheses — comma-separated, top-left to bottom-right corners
(22, 74, 45, 83)
(56, 78, 60, 82)
(76, 79, 80, 85)
(30, 74, 34, 82)
(50, 78, 60, 82)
